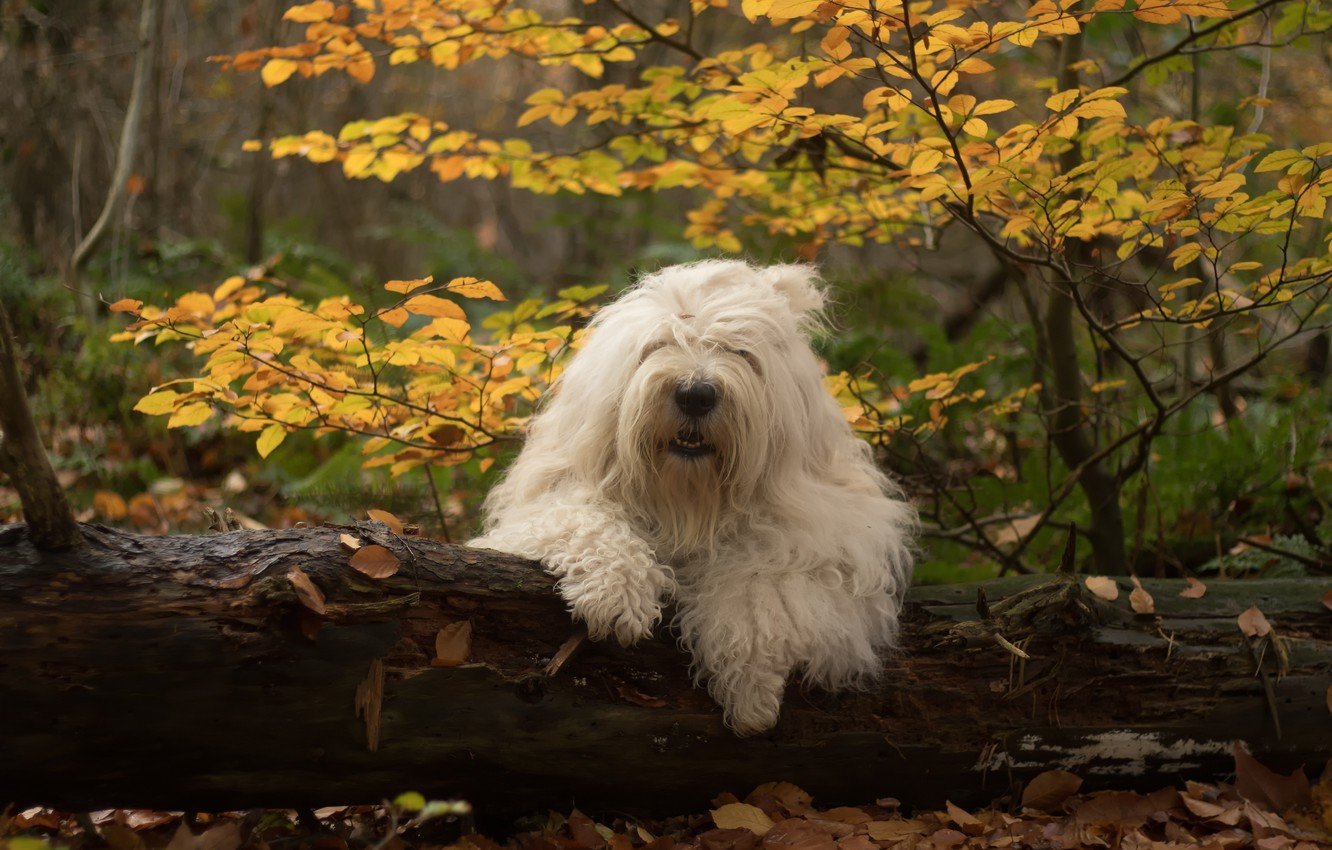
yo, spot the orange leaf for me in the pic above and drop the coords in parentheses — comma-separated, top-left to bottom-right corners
(288, 567, 326, 615)
(377, 306, 409, 328)
(1128, 575, 1155, 615)
(1083, 576, 1119, 601)
(339, 533, 362, 551)
(433, 621, 473, 666)
(366, 508, 403, 534)
(92, 490, 128, 520)
(1180, 577, 1207, 599)
(1237, 604, 1272, 638)
(405, 294, 466, 320)
(349, 544, 400, 579)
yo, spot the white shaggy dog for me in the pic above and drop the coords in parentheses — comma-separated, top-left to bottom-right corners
(471, 261, 915, 734)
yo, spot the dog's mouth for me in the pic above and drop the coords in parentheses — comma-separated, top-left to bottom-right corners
(667, 427, 716, 459)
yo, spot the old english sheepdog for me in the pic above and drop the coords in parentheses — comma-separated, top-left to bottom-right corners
(471, 260, 915, 734)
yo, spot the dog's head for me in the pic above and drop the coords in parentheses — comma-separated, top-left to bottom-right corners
(536, 261, 834, 550)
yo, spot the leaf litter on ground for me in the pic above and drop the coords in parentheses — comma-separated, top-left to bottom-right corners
(6, 750, 1330, 850)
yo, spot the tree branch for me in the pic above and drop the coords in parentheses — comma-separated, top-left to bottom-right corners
(1105, 0, 1287, 88)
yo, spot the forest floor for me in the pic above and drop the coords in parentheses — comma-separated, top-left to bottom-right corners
(6, 755, 1332, 850)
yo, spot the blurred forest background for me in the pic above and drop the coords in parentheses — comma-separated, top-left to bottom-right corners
(1, 0, 1330, 582)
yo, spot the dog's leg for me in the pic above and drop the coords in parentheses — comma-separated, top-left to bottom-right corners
(473, 499, 674, 646)
(678, 570, 795, 735)
(680, 567, 895, 735)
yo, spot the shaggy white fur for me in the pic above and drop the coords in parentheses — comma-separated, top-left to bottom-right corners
(471, 260, 916, 735)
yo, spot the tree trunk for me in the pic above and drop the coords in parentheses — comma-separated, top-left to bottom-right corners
(0, 303, 82, 550)
(67, 0, 162, 323)
(1, 521, 1327, 821)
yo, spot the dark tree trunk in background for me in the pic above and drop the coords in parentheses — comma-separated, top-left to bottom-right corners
(1, 521, 1328, 821)
(67, 0, 162, 323)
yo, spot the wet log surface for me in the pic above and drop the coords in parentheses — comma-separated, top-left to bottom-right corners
(1, 521, 1329, 821)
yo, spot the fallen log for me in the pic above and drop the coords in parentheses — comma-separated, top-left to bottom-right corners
(1, 521, 1328, 821)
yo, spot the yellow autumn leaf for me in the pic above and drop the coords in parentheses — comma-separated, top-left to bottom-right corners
(134, 390, 179, 416)
(214, 276, 246, 301)
(167, 402, 213, 428)
(910, 149, 944, 176)
(973, 99, 1017, 116)
(767, 0, 822, 18)
(260, 59, 299, 87)
(385, 277, 434, 294)
(446, 277, 506, 301)
(283, 1, 334, 22)
(256, 424, 286, 458)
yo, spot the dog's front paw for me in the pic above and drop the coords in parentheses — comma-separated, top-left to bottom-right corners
(720, 674, 785, 736)
(559, 570, 664, 647)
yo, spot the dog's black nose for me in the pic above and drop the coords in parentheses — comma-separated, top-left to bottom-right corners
(675, 381, 717, 418)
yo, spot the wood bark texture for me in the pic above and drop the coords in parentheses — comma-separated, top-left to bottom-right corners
(1, 521, 1328, 820)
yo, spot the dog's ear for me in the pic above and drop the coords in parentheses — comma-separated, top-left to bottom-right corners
(763, 264, 825, 317)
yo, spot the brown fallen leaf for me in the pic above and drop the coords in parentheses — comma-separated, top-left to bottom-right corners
(350, 544, 401, 579)
(1233, 742, 1312, 812)
(711, 803, 774, 836)
(747, 782, 813, 815)
(163, 822, 241, 850)
(1129, 575, 1156, 615)
(1073, 788, 1179, 827)
(800, 820, 854, 839)
(835, 836, 876, 850)
(567, 811, 607, 849)
(1238, 604, 1273, 638)
(944, 801, 983, 836)
(1180, 577, 1207, 599)
(818, 807, 871, 825)
(699, 828, 759, 850)
(433, 620, 473, 666)
(866, 821, 924, 841)
(1322, 588, 1332, 612)
(1084, 576, 1120, 601)
(928, 827, 966, 850)
(339, 533, 362, 551)
(760, 819, 837, 850)
(367, 508, 404, 534)
(287, 567, 326, 615)
(1021, 769, 1083, 812)
(1180, 795, 1228, 819)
